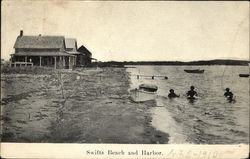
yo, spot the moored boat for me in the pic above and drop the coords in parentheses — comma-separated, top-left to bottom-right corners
(239, 74, 249, 77)
(184, 69, 204, 73)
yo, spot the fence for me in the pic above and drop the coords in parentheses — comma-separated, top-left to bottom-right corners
(10, 62, 33, 67)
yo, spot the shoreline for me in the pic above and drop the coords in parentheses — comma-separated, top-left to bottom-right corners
(95, 59, 250, 67)
(150, 106, 186, 144)
(1, 67, 169, 144)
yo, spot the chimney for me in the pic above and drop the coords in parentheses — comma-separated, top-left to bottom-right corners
(20, 30, 23, 36)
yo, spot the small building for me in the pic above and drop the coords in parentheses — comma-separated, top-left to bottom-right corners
(11, 30, 76, 69)
(77, 45, 93, 66)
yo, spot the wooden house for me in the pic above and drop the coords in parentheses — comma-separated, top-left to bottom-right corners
(11, 30, 76, 69)
(77, 45, 93, 66)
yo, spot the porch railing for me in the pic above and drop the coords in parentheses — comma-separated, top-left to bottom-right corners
(10, 62, 33, 67)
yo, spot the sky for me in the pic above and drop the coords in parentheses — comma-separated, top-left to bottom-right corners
(1, 1, 249, 61)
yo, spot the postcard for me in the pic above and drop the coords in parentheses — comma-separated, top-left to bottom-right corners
(1, 0, 249, 158)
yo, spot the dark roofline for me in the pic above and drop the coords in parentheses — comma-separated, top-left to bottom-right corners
(77, 45, 92, 55)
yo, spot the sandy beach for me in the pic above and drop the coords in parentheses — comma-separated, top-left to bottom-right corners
(1, 66, 169, 143)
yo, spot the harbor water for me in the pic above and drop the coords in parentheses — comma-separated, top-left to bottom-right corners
(127, 65, 249, 144)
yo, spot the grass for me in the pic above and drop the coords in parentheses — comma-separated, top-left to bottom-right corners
(1, 65, 56, 75)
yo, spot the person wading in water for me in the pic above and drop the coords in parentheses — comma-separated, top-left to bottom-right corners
(224, 88, 234, 101)
(168, 89, 180, 98)
(186, 86, 198, 99)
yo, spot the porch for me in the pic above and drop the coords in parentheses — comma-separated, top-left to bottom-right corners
(11, 52, 76, 69)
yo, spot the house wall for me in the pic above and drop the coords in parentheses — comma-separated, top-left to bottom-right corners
(84, 57, 92, 66)
(74, 54, 92, 66)
(76, 55, 82, 66)
(76, 53, 92, 66)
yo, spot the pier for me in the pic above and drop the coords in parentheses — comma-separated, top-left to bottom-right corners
(132, 74, 168, 80)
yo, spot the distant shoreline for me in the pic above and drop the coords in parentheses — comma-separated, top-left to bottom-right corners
(94, 59, 250, 67)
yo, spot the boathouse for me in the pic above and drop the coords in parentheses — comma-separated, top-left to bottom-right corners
(11, 30, 76, 69)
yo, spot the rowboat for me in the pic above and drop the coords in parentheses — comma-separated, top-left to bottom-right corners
(184, 69, 204, 73)
(239, 74, 249, 77)
(130, 84, 158, 102)
(139, 84, 158, 92)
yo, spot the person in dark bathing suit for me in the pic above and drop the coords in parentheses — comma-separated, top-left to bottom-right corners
(186, 86, 198, 99)
(168, 89, 180, 98)
(224, 88, 234, 101)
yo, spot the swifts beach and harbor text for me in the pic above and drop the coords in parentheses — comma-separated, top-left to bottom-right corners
(86, 150, 163, 156)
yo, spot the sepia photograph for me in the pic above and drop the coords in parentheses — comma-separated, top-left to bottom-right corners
(1, 0, 249, 158)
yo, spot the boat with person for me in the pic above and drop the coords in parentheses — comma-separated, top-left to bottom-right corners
(130, 84, 158, 102)
(239, 74, 249, 78)
(184, 69, 204, 74)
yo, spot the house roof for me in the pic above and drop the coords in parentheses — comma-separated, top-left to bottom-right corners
(11, 51, 75, 57)
(14, 36, 65, 49)
(65, 38, 77, 51)
(77, 45, 92, 56)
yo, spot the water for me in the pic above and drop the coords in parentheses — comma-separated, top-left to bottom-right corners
(126, 65, 249, 144)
